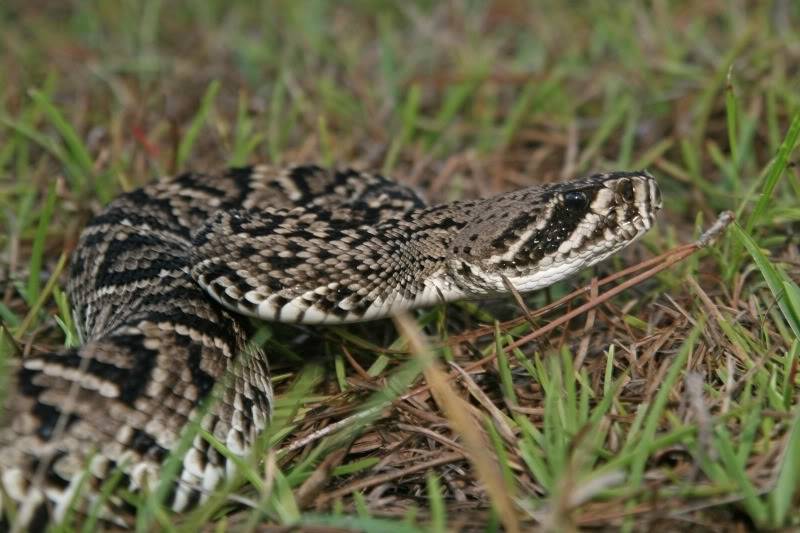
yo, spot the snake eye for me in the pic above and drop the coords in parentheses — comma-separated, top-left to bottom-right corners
(563, 191, 588, 210)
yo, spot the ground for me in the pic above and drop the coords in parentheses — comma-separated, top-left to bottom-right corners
(1, 1, 799, 531)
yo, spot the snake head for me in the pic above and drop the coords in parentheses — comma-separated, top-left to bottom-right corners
(446, 171, 661, 295)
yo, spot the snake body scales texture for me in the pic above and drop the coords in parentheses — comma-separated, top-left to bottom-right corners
(0, 164, 661, 527)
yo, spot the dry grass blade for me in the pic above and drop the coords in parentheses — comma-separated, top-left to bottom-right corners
(14, 252, 69, 341)
(501, 273, 537, 326)
(394, 312, 522, 533)
(282, 405, 386, 453)
(685, 371, 715, 463)
(448, 361, 517, 442)
(313, 451, 465, 506)
(295, 447, 349, 508)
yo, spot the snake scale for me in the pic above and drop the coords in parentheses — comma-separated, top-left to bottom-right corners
(0, 164, 661, 528)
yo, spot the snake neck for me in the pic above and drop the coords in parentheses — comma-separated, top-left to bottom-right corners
(191, 200, 480, 324)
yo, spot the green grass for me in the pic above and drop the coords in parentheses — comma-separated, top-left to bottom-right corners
(2, 1, 800, 530)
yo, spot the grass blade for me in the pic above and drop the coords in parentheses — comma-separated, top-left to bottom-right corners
(176, 80, 221, 167)
(426, 473, 446, 533)
(25, 181, 57, 304)
(29, 88, 94, 180)
(745, 112, 800, 232)
(731, 223, 800, 339)
(769, 409, 800, 526)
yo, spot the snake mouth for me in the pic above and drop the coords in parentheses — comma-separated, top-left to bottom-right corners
(618, 221, 640, 241)
(616, 210, 657, 244)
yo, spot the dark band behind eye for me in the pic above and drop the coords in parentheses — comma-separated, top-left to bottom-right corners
(563, 191, 588, 209)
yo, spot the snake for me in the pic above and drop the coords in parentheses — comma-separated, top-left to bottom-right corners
(0, 164, 661, 528)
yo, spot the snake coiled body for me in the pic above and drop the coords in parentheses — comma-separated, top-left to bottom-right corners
(0, 164, 660, 527)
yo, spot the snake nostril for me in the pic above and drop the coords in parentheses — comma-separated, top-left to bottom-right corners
(617, 179, 635, 203)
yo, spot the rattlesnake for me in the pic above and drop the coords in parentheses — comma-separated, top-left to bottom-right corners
(0, 164, 661, 528)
